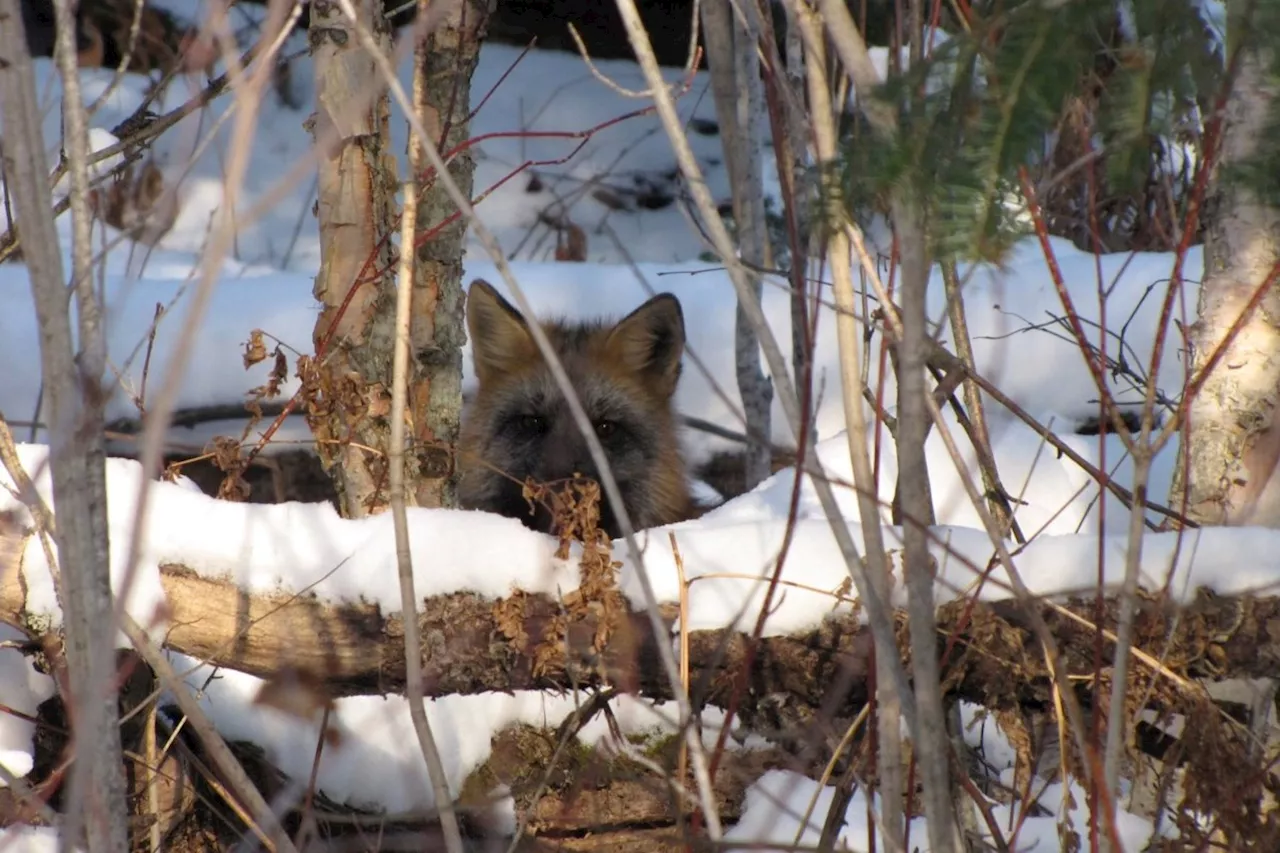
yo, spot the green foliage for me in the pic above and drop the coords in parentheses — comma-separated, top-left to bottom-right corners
(834, 0, 1234, 263)
(1222, 0, 1280, 208)
(1099, 0, 1221, 193)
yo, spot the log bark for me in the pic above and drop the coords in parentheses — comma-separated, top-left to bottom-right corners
(4, 528, 1280, 723)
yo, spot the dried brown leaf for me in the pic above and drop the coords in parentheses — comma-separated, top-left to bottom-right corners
(243, 329, 268, 369)
(493, 590, 531, 653)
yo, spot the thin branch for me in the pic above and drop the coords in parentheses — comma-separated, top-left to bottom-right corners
(0, 1, 131, 849)
(112, 0, 304, 673)
(119, 614, 297, 853)
(815, 0, 899, 136)
(845, 221, 1125, 848)
(387, 17, 464, 850)
(790, 4, 905, 843)
(701, 0, 773, 491)
(84, 0, 147, 116)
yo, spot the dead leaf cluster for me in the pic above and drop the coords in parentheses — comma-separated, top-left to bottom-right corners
(492, 477, 629, 682)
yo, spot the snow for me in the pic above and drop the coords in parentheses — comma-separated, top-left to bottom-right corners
(725, 766, 1165, 852)
(0, 826, 64, 853)
(0, 626, 56, 784)
(0, 16, 1201, 460)
(723, 702, 1177, 851)
(0, 240, 1200, 467)
(6, 422, 1265, 643)
(162, 652, 755, 816)
(0, 8, 1256, 849)
(0, 32, 731, 269)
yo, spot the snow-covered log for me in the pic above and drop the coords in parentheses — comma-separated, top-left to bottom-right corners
(3, 523, 1276, 720)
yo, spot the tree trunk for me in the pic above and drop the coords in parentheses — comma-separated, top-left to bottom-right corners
(0, 3, 129, 850)
(1171, 9, 1280, 527)
(308, 0, 401, 518)
(700, 0, 773, 490)
(405, 0, 493, 509)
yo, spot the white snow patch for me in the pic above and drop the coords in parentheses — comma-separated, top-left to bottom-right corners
(0, 626, 56, 785)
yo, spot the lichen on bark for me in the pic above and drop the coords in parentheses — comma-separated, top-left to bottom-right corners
(308, 0, 489, 515)
(404, 0, 494, 509)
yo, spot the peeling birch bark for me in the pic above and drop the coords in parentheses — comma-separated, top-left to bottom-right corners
(1172, 22, 1280, 528)
(308, 0, 401, 518)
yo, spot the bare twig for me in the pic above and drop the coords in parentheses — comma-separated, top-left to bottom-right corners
(0, 419, 62, 608)
(940, 260, 1019, 541)
(790, 4, 905, 843)
(85, 0, 148, 116)
(845, 221, 1126, 848)
(814, 3, 962, 844)
(386, 22, 465, 851)
(755, 0, 815, 396)
(815, 0, 899, 134)
(113, 0, 304, 658)
(0, 2, 131, 850)
(120, 615, 296, 852)
(0, 31, 310, 265)
(0, 760, 61, 827)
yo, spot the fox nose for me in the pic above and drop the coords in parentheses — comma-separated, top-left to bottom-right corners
(537, 447, 582, 483)
(537, 423, 596, 484)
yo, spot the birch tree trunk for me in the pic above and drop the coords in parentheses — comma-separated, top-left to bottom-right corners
(406, 0, 492, 509)
(1171, 9, 1280, 526)
(308, 0, 401, 518)
(1165, 15, 1280, 842)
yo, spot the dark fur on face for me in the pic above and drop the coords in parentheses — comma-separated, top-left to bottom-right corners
(458, 279, 693, 539)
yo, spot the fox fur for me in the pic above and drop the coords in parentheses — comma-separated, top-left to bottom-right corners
(458, 279, 694, 539)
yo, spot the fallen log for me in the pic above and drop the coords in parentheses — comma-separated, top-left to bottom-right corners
(4, 525, 1279, 729)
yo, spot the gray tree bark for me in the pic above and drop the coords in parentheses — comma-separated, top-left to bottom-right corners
(406, 0, 492, 510)
(700, 0, 774, 490)
(811, 0, 960, 844)
(0, 2, 129, 851)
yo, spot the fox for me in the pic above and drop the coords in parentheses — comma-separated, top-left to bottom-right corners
(458, 279, 694, 540)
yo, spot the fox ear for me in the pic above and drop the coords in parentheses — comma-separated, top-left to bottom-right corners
(467, 279, 535, 384)
(607, 293, 685, 398)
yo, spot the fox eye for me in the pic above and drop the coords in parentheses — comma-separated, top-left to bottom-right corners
(594, 419, 618, 438)
(513, 413, 547, 435)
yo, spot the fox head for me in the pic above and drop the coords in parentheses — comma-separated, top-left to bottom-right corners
(458, 279, 693, 539)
